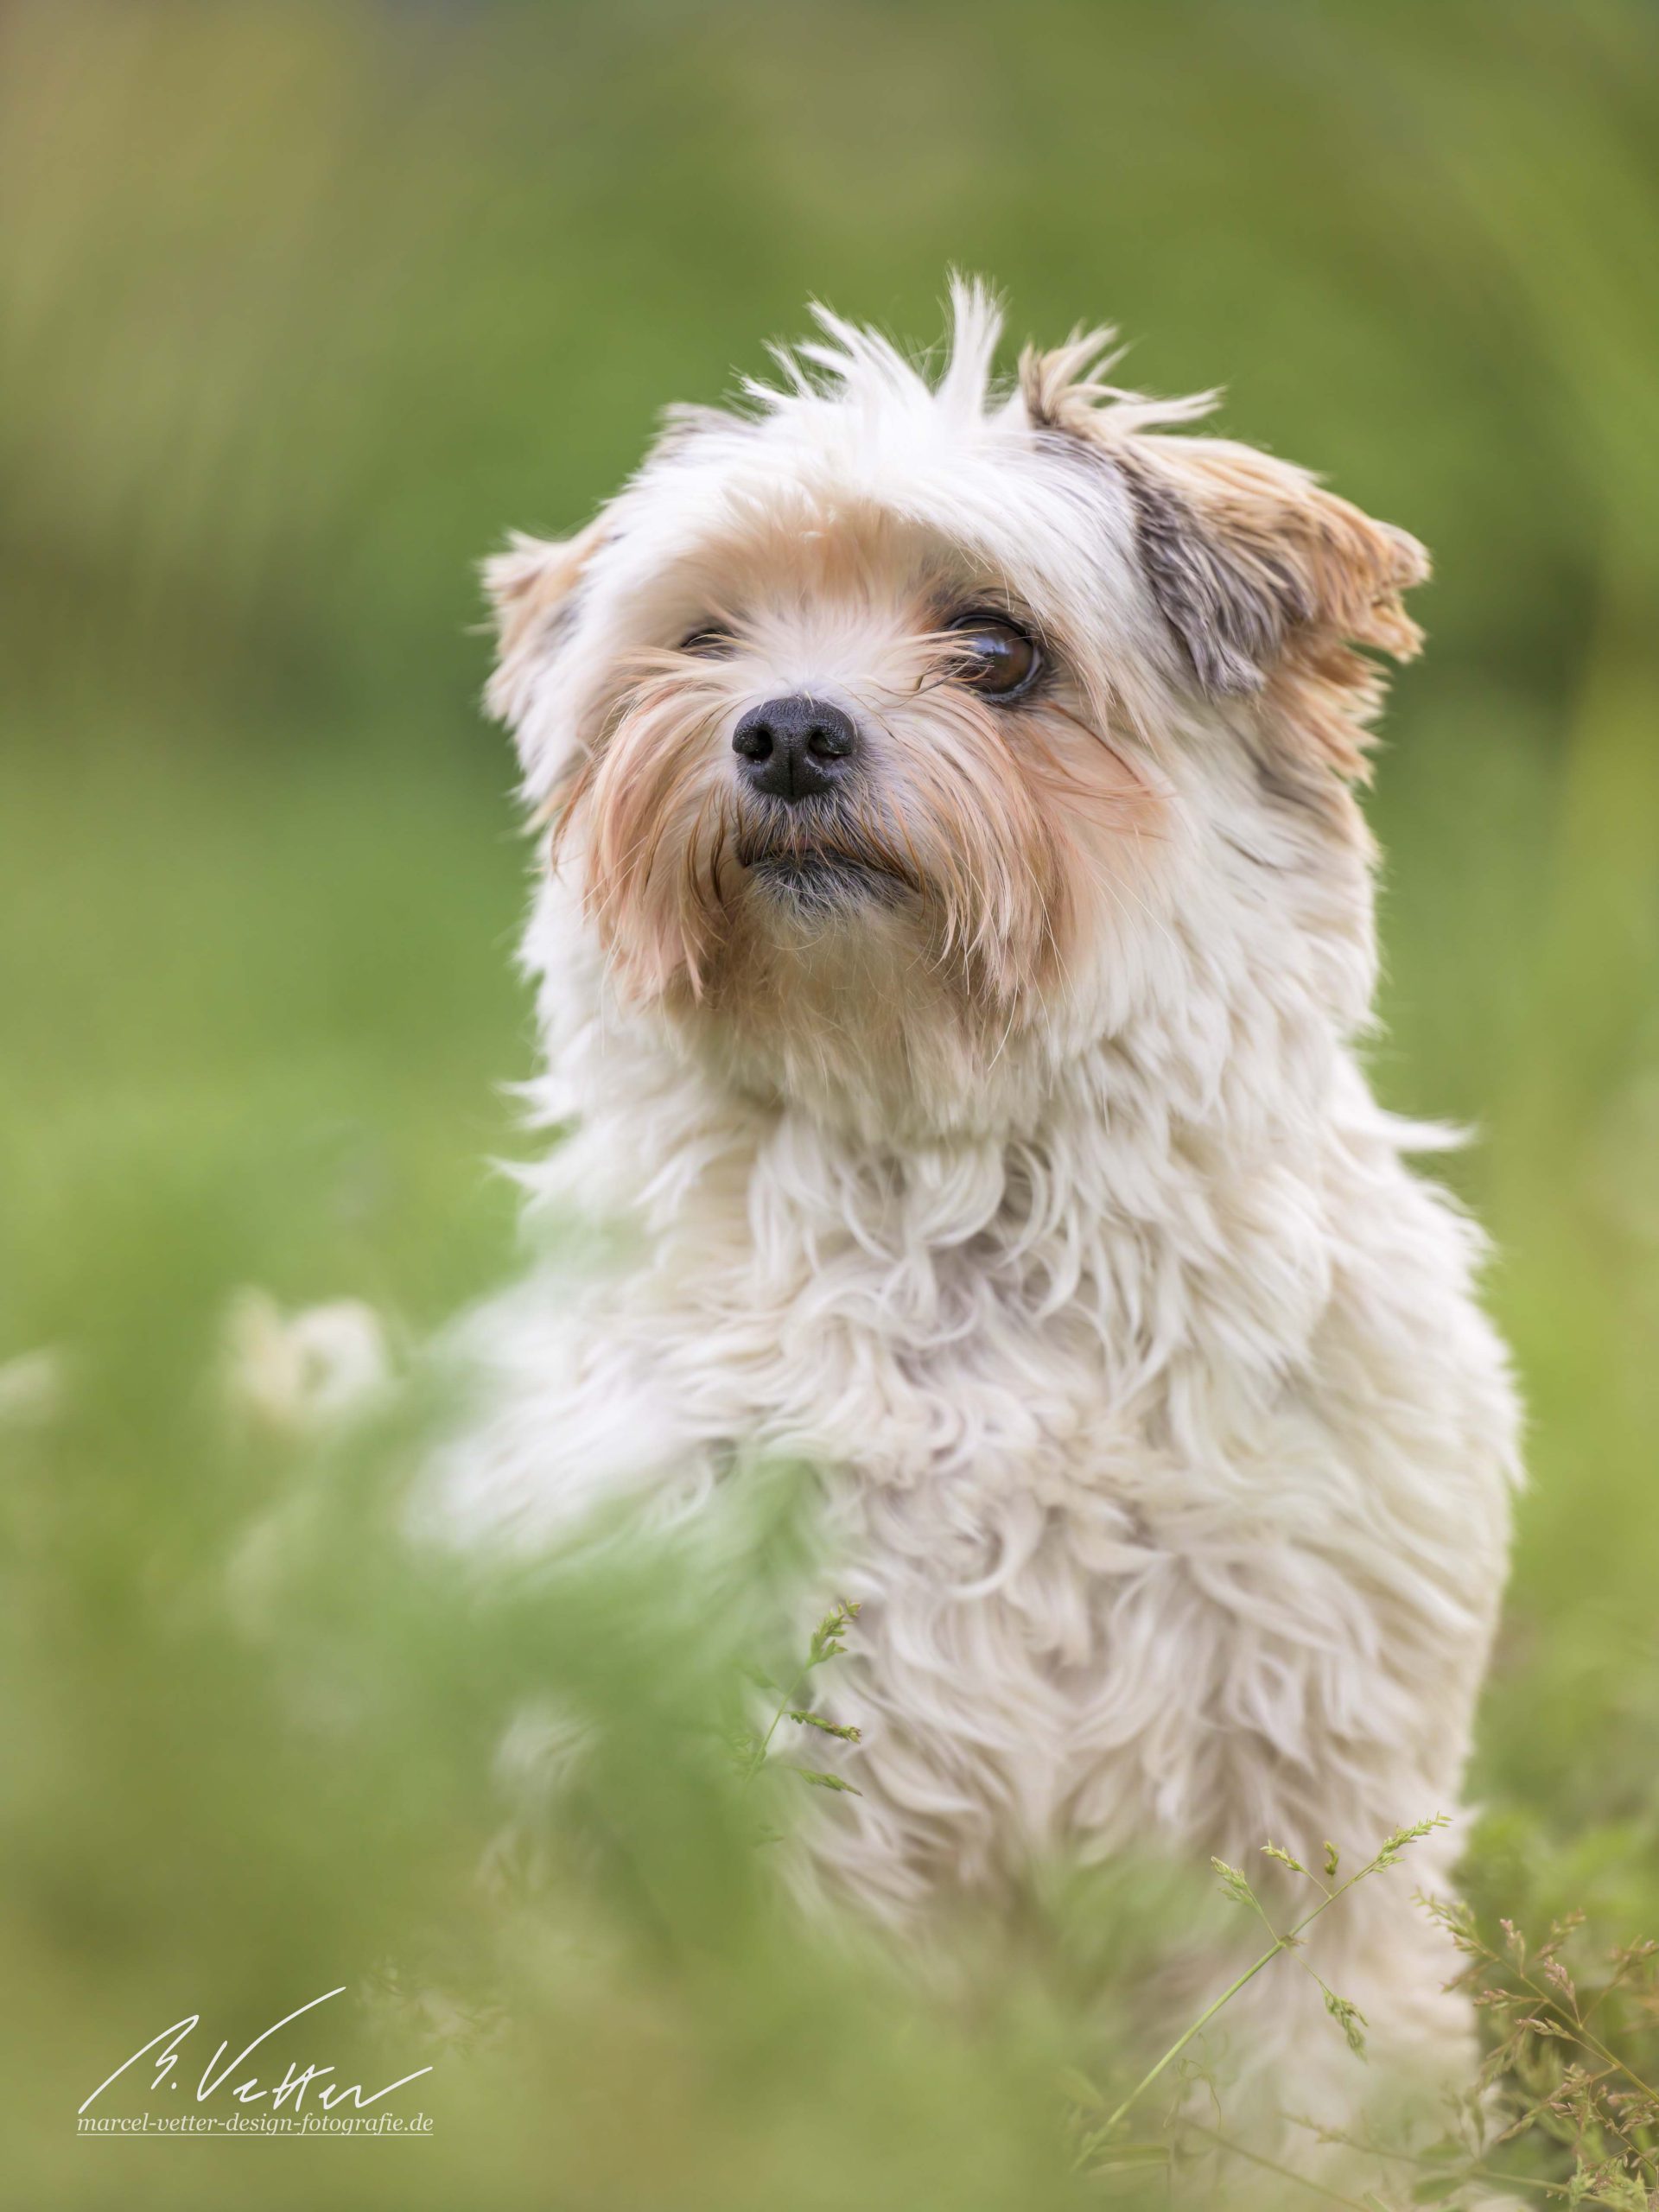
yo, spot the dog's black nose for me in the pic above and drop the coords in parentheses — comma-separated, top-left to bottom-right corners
(731, 696, 858, 802)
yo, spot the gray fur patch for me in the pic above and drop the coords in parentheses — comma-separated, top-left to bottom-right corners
(1040, 426, 1309, 698)
(1114, 456, 1292, 696)
(1246, 735, 1326, 819)
(534, 582, 587, 661)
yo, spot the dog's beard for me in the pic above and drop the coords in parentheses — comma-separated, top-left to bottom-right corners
(731, 791, 919, 916)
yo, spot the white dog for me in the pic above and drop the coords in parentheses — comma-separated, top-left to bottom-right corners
(437, 283, 1520, 2152)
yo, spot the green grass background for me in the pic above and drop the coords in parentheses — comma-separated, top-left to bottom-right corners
(3, 3, 1657, 2204)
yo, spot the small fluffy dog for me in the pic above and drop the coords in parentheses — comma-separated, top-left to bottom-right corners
(442, 283, 1520, 2144)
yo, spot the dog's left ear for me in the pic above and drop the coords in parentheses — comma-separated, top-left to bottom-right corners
(481, 518, 607, 732)
(1116, 433, 1428, 715)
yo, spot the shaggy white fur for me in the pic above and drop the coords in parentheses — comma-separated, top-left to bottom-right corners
(434, 282, 1521, 2163)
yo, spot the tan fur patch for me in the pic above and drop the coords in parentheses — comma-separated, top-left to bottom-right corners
(481, 518, 607, 728)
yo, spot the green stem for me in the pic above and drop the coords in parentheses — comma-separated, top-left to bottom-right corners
(1290, 2112, 1625, 2204)
(1096, 1945, 1287, 2140)
(1462, 1929, 1659, 2109)
(1097, 1861, 1387, 2140)
(1511, 1967, 1659, 2105)
(1183, 2124, 1378, 2212)
(747, 1661, 810, 1778)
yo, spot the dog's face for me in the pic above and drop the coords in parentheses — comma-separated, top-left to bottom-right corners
(489, 285, 1426, 1135)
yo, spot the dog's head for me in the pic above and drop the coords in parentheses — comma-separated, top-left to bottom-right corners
(488, 283, 1425, 1136)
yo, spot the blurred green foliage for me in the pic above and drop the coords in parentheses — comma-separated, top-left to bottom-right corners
(2, 1, 1657, 2204)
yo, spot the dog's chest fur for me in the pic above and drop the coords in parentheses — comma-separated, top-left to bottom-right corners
(470, 1027, 1511, 1910)
(419, 900, 1519, 1914)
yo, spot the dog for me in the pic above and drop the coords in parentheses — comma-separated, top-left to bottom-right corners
(436, 282, 1520, 2157)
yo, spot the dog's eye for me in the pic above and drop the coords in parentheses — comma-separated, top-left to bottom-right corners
(945, 613, 1042, 700)
(679, 623, 735, 656)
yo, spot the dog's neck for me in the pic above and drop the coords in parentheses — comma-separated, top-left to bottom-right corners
(517, 870, 1378, 1402)
(512, 986, 1382, 1478)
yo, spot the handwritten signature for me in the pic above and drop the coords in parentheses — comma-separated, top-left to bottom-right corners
(79, 1986, 432, 2116)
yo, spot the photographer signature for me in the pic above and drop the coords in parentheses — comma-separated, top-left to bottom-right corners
(79, 1986, 433, 2115)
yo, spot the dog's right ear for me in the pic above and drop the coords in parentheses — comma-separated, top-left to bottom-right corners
(481, 518, 606, 731)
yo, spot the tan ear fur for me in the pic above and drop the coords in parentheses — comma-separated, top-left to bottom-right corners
(1019, 334, 1427, 789)
(481, 518, 606, 727)
(1121, 433, 1429, 782)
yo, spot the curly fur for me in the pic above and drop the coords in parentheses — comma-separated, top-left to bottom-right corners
(433, 281, 1521, 2163)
